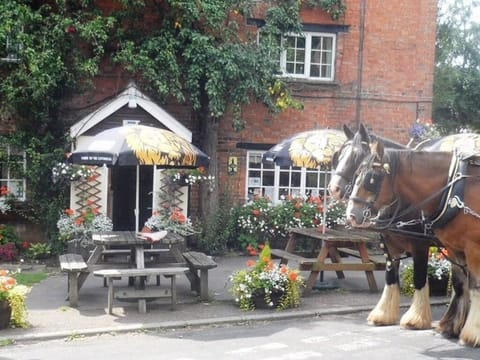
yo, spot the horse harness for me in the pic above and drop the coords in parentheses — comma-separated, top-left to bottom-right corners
(354, 150, 480, 237)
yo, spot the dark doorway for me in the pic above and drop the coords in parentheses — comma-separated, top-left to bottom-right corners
(111, 166, 153, 231)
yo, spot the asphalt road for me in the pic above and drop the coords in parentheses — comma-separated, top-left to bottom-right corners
(1, 308, 478, 360)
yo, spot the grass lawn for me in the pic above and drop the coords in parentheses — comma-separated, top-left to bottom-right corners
(13, 271, 49, 286)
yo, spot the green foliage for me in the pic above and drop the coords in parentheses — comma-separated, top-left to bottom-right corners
(2, 133, 71, 250)
(197, 190, 236, 255)
(0, 1, 116, 136)
(400, 247, 452, 297)
(24, 243, 52, 260)
(227, 196, 345, 251)
(0, 224, 20, 246)
(434, 0, 480, 132)
(7, 285, 30, 328)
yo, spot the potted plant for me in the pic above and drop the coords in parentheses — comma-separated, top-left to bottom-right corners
(0, 269, 30, 329)
(57, 203, 113, 259)
(401, 246, 451, 297)
(230, 243, 304, 310)
(143, 207, 199, 237)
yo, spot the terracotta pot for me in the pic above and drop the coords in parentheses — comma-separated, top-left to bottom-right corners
(0, 300, 12, 329)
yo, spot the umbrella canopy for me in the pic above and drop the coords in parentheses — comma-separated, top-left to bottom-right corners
(68, 124, 210, 232)
(262, 129, 347, 169)
(69, 125, 209, 168)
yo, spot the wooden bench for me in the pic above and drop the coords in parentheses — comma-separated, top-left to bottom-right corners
(337, 247, 387, 269)
(59, 253, 88, 307)
(270, 249, 317, 270)
(93, 267, 188, 314)
(182, 251, 217, 301)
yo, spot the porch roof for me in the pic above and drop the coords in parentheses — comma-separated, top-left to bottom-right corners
(69, 83, 192, 142)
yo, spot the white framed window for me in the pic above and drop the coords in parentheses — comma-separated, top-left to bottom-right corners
(280, 32, 336, 81)
(0, 145, 26, 201)
(246, 151, 331, 203)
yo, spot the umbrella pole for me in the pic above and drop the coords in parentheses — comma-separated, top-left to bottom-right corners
(322, 170, 327, 234)
(135, 165, 140, 233)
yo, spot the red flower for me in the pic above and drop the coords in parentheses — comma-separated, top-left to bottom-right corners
(22, 241, 30, 249)
(252, 209, 261, 216)
(65, 208, 75, 216)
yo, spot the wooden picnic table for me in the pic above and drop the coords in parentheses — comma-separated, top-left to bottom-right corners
(77, 231, 187, 313)
(271, 227, 386, 295)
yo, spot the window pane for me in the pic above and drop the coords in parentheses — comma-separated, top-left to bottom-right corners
(263, 171, 274, 186)
(321, 65, 331, 78)
(322, 51, 332, 64)
(306, 172, 319, 187)
(286, 48, 295, 62)
(8, 180, 24, 198)
(249, 154, 262, 168)
(296, 49, 305, 62)
(310, 64, 320, 77)
(311, 36, 321, 50)
(248, 170, 261, 179)
(279, 171, 290, 186)
(296, 37, 305, 49)
(291, 171, 301, 187)
(295, 64, 305, 74)
(322, 37, 333, 50)
(311, 51, 321, 64)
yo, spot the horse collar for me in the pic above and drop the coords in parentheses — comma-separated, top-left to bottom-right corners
(427, 152, 467, 229)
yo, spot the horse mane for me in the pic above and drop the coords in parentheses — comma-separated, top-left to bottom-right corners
(370, 133, 407, 149)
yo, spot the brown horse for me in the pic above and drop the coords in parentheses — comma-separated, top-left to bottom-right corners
(329, 125, 434, 330)
(347, 141, 480, 347)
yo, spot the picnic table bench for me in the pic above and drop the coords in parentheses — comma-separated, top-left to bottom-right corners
(93, 267, 188, 314)
(58, 253, 89, 307)
(182, 251, 218, 301)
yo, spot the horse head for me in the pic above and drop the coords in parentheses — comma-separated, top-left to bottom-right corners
(329, 124, 371, 200)
(346, 140, 398, 228)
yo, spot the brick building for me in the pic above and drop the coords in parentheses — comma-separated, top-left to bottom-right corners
(1, 1, 438, 235)
(217, 0, 438, 205)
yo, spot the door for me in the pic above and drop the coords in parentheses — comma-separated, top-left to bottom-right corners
(111, 166, 153, 231)
(111, 166, 136, 231)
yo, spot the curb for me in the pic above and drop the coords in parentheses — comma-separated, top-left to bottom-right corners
(3, 300, 449, 344)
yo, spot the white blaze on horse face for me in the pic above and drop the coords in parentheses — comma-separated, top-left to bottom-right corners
(329, 145, 355, 199)
(346, 179, 362, 226)
(328, 174, 345, 200)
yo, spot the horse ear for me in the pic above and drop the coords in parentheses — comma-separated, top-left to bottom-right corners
(371, 141, 385, 160)
(343, 124, 354, 139)
(359, 124, 370, 143)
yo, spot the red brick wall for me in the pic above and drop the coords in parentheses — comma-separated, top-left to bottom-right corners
(216, 0, 438, 203)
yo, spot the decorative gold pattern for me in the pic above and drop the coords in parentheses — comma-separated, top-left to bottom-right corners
(288, 130, 346, 168)
(125, 127, 199, 166)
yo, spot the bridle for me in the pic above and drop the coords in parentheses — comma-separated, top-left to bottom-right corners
(349, 152, 403, 228)
(332, 139, 371, 198)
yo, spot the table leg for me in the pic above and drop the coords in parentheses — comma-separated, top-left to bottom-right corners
(304, 245, 330, 295)
(328, 246, 346, 279)
(135, 246, 147, 314)
(358, 243, 378, 292)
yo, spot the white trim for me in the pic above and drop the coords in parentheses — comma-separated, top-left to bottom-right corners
(69, 83, 192, 141)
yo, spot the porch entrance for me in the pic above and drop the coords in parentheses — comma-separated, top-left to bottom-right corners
(111, 166, 153, 231)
